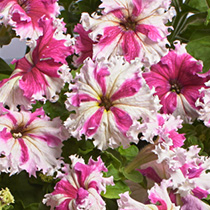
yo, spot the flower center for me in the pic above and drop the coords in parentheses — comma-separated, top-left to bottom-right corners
(18, 0, 30, 12)
(120, 17, 136, 31)
(99, 96, 113, 111)
(170, 80, 182, 94)
(11, 126, 24, 139)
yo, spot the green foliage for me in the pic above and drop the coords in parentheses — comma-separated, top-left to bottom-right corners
(118, 145, 139, 161)
(58, 0, 101, 35)
(0, 172, 54, 210)
(122, 168, 143, 184)
(102, 180, 130, 199)
(0, 57, 14, 80)
(169, 0, 210, 45)
(32, 84, 70, 121)
(186, 36, 210, 72)
(101, 144, 145, 199)
(188, 0, 209, 12)
(0, 57, 13, 74)
(0, 25, 16, 47)
(103, 198, 118, 210)
(179, 120, 210, 156)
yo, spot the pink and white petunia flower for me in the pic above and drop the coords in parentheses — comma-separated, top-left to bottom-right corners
(164, 146, 210, 198)
(143, 42, 210, 122)
(81, 0, 174, 66)
(65, 57, 161, 150)
(43, 155, 113, 210)
(126, 146, 210, 209)
(0, 0, 60, 40)
(0, 105, 69, 176)
(0, 17, 73, 110)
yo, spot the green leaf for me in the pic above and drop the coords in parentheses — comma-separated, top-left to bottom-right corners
(102, 181, 130, 199)
(105, 164, 122, 181)
(103, 198, 118, 210)
(0, 73, 9, 80)
(186, 36, 210, 72)
(12, 200, 25, 210)
(0, 58, 13, 75)
(2, 205, 14, 210)
(103, 150, 122, 170)
(175, 12, 210, 42)
(118, 145, 139, 162)
(25, 203, 39, 210)
(38, 203, 50, 210)
(122, 168, 143, 183)
(32, 84, 70, 121)
(188, 0, 209, 12)
(206, 8, 210, 24)
(0, 25, 16, 47)
(0, 172, 48, 207)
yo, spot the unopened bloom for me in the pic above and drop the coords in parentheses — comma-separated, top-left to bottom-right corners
(43, 156, 113, 210)
(65, 57, 160, 150)
(0, 105, 68, 176)
(81, 0, 174, 65)
(0, 188, 14, 208)
(0, 17, 73, 110)
(0, 0, 60, 39)
(143, 42, 210, 122)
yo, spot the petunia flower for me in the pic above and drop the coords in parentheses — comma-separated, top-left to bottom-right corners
(0, 105, 69, 176)
(81, 0, 174, 66)
(143, 42, 210, 122)
(64, 57, 160, 150)
(43, 155, 113, 210)
(0, 0, 60, 39)
(0, 17, 73, 110)
(125, 145, 210, 210)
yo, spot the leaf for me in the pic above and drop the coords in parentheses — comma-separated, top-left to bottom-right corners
(186, 36, 210, 72)
(105, 164, 122, 181)
(2, 205, 14, 210)
(103, 150, 123, 169)
(101, 181, 130, 199)
(103, 198, 118, 210)
(0, 73, 9, 80)
(0, 172, 47, 207)
(188, 0, 209, 12)
(177, 12, 210, 42)
(0, 25, 16, 47)
(25, 203, 39, 210)
(32, 84, 70, 121)
(0, 57, 13, 75)
(118, 145, 139, 162)
(12, 200, 25, 210)
(122, 168, 143, 183)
